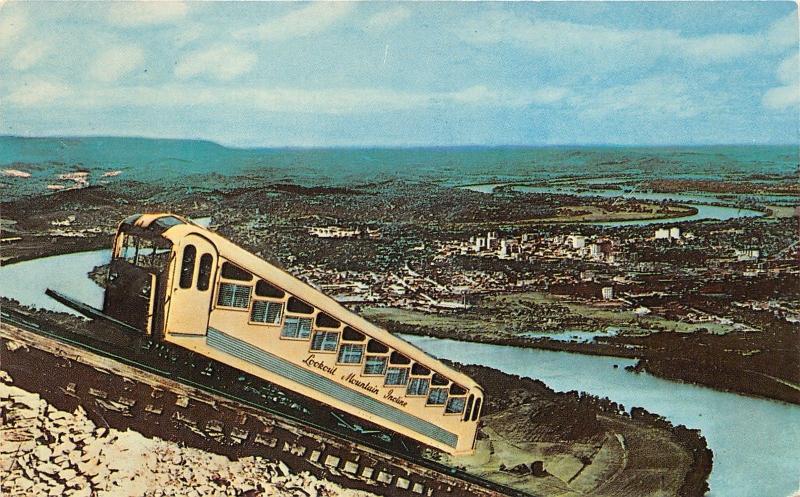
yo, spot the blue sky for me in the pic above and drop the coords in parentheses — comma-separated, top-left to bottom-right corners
(1, 1, 798, 146)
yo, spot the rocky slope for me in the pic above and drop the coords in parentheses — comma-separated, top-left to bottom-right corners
(0, 374, 374, 497)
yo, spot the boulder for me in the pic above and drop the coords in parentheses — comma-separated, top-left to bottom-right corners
(47, 483, 64, 496)
(15, 476, 34, 491)
(66, 475, 88, 490)
(33, 445, 53, 461)
(36, 462, 59, 475)
(58, 468, 77, 481)
(54, 440, 77, 456)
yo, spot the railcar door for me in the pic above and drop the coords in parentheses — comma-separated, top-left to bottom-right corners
(104, 232, 171, 334)
(164, 234, 219, 336)
(104, 259, 157, 332)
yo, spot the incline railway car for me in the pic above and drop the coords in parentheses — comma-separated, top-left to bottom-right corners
(102, 213, 483, 455)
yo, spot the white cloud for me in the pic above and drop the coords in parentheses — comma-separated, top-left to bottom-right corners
(763, 85, 800, 111)
(447, 85, 570, 106)
(570, 76, 721, 120)
(174, 44, 257, 81)
(10, 39, 49, 70)
(2, 79, 570, 113)
(460, 11, 798, 68)
(365, 6, 411, 31)
(234, 2, 355, 41)
(6, 80, 70, 106)
(529, 87, 570, 105)
(776, 52, 799, 83)
(89, 45, 145, 83)
(763, 52, 799, 110)
(172, 23, 205, 48)
(765, 11, 798, 47)
(0, 8, 27, 52)
(106, 2, 188, 27)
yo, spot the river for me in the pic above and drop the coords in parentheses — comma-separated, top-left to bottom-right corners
(462, 183, 767, 227)
(0, 249, 798, 497)
(403, 336, 800, 497)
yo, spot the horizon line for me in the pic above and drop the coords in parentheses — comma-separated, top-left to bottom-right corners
(2, 134, 798, 150)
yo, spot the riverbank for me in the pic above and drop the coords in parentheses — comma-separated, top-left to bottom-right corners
(453, 195, 699, 226)
(406, 335, 800, 497)
(448, 364, 711, 497)
(369, 311, 800, 406)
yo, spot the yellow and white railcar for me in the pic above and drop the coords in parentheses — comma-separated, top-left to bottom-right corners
(103, 213, 483, 455)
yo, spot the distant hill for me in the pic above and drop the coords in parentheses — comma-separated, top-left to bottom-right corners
(1, 136, 796, 201)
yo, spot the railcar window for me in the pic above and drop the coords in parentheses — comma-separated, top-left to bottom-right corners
(463, 395, 475, 421)
(287, 297, 314, 314)
(251, 301, 283, 325)
(407, 378, 430, 397)
(472, 398, 482, 421)
(315, 312, 341, 329)
(367, 340, 389, 353)
(342, 326, 365, 341)
(217, 283, 251, 308)
(445, 397, 466, 414)
(450, 384, 467, 395)
(310, 331, 339, 352)
(255, 280, 285, 299)
(431, 373, 449, 386)
(122, 235, 171, 270)
(363, 356, 388, 376)
(427, 388, 448, 406)
(385, 367, 410, 386)
(121, 234, 138, 263)
(221, 262, 253, 281)
(411, 363, 430, 376)
(154, 216, 184, 228)
(179, 245, 196, 289)
(197, 254, 213, 291)
(389, 352, 410, 365)
(282, 317, 312, 339)
(337, 344, 364, 364)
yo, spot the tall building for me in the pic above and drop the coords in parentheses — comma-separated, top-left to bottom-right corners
(569, 234, 586, 249)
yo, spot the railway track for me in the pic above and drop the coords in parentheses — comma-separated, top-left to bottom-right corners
(0, 307, 535, 497)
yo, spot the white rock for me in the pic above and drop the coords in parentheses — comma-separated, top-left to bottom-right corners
(15, 476, 34, 491)
(48, 484, 66, 496)
(18, 440, 36, 452)
(65, 475, 87, 489)
(59, 468, 77, 481)
(33, 445, 53, 461)
(48, 411, 69, 421)
(37, 462, 59, 475)
(77, 458, 101, 476)
(54, 440, 77, 456)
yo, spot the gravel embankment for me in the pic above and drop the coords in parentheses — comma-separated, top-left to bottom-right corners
(0, 374, 374, 497)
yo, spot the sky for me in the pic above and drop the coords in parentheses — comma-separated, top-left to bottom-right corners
(0, 1, 798, 147)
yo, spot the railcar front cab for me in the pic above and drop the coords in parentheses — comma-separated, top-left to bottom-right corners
(104, 214, 185, 335)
